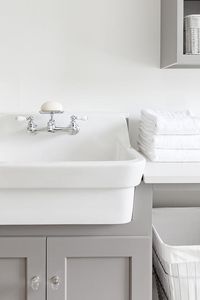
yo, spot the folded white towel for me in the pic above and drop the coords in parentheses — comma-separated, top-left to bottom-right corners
(138, 132, 200, 149)
(141, 109, 200, 135)
(139, 146, 200, 162)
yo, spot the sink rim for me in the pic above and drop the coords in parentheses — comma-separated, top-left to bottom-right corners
(0, 148, 146, 189)
(0, 147, 145, 166)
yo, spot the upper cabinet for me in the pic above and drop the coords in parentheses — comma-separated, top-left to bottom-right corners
(161, 0, 200, 68)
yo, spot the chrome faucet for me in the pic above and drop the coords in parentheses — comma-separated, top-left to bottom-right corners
(16, 112, 87, 135)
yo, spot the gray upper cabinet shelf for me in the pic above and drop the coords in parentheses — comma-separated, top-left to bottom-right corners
(161, 0, 200, 68)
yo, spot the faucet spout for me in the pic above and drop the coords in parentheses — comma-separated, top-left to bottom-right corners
(47, 112, 56, 132)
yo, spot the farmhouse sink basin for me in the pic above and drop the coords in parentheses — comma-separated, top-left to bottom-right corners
(0, 113, 145, 225)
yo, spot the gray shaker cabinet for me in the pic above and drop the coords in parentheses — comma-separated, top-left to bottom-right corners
(0, 236, 151, 300)
(47, 236, 151, 300)
(0, 237, 46, 300)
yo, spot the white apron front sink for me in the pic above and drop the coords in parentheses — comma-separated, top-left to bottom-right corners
(0, 113, 145, 225)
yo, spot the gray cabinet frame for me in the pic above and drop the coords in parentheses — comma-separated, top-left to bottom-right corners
(0, 237, 46, 300)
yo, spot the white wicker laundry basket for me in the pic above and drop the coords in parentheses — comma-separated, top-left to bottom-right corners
(153, 208, 200, 300)
(184, 15, 200, 54)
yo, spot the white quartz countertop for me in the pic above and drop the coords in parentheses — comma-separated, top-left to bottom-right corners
(143, 162, 200, 183)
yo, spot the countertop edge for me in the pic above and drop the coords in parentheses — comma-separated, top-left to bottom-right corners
(143, 161, 200, 184)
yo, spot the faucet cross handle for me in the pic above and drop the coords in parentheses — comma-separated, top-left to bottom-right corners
(16, 115, 37, 133)
(70, 115, 88, 135)
(27, 115, 37, 133)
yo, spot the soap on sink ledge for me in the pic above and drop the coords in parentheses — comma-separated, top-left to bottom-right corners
(40, 101, 64, 113)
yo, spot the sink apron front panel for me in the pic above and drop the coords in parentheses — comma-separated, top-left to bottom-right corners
(0, 188, 134, 225)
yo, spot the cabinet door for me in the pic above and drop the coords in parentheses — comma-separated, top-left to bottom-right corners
(47, 237, 151, 300)
(0, 237, 46, 300)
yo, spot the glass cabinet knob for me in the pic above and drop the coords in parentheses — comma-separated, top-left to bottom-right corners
(31, 276, 40, 291)
(50, 275, 60, 290)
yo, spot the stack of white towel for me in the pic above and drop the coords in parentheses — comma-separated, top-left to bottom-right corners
(138, 109, 200, 162)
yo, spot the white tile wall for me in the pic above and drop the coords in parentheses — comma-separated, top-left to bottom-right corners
(1, 0, 200, 138)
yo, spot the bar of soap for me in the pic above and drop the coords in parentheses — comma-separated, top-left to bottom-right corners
(41, 101, 63, 112)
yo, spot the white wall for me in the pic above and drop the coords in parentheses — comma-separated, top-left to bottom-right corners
(1, 0, 200, 142)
